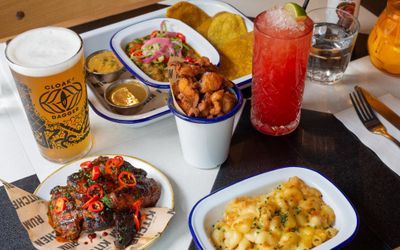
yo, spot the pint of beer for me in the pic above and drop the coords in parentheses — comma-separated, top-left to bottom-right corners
(5, 27, 92, 163)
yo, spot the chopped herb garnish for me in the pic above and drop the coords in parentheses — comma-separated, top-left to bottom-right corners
(280, 212, 288, 224)
(101, 195, 112, 208)
(87, 178, 95, 186)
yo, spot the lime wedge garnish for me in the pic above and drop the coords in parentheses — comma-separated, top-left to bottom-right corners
(284, 2, 307, 21)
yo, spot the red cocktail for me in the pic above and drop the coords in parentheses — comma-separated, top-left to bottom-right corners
(251, 7, 313, 135)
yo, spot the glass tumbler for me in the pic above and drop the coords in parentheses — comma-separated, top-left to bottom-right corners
(251, 9, 314, 136)
(307, 7, 360, 84)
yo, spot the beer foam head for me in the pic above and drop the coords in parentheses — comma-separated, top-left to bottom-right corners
(6, 27, 82, 77)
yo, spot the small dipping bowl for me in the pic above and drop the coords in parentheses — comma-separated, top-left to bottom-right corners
(85, 49, 124, 83)
(104, 79, 150, 115)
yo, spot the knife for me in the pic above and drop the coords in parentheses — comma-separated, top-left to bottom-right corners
(355, 86, 400, 131)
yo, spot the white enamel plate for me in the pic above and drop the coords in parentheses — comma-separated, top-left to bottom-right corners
(189, 167, 358, 250)
(34, 154, 174, 249)
(110, 18, 220, 89)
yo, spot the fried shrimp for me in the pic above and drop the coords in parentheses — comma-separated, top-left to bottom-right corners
(200, 72, 223, 93)
(209, 90, 224, 116)
(177, 78, 200, 115)
(169, 56, 237, 118)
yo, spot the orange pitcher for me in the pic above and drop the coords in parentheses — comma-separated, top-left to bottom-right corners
(368, 0, 400, 75)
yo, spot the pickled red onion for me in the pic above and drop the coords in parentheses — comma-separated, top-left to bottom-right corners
(142, 50, 164, 63)
(142, 37, 172, 47)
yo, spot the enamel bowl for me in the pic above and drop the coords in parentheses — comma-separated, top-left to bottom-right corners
(110, 18, 220, 89)
(189, 167, 358, 250)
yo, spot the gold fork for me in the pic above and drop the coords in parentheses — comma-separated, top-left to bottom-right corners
(349, 88, 400, 147)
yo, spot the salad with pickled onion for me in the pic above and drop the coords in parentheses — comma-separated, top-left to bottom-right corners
(125, 21, 199, 82)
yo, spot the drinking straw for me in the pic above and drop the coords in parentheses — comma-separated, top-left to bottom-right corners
(303, 0, 310, 10)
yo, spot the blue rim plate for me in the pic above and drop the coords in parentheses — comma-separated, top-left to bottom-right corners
(110, 18, 220, 89)
(34, 154, 175, 249)
(188, 167, 359, 250)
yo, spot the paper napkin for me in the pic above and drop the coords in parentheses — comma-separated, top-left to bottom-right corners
(0, 179, 174, 250)
(335, 94, 400, 176)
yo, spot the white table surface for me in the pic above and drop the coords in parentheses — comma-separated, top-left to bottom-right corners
(0, 1, 395, 250)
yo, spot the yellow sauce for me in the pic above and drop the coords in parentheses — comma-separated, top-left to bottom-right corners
(108, 82, 147, 107)
(111, 87, 139, 106)
(87, 51, 123, 73)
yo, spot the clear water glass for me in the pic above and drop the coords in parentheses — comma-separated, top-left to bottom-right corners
(307, 8, 360, 85)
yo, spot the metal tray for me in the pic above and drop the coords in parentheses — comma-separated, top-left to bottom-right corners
(82, 0, 253, 127)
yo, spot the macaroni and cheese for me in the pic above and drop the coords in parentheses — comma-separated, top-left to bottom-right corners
(211, 177, 338, 250)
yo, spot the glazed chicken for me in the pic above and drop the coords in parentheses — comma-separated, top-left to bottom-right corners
(48, 156, 161, 249)
(169, 57, 236, 118)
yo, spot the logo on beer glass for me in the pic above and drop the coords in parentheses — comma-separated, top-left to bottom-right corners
(39, 81, 83, 114)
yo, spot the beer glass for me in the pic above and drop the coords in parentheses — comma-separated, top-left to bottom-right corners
(5, 27, 92, 163)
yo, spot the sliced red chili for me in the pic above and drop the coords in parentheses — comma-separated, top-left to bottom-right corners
(176, 32, 186, 42)
(130, 50, 143, 57)
(118, 171, 137, 187)
(132, 199, 142, 231)
(82, 196, 98, 209)
(112, 156, 124, 167)
(105, 161, 118, 177)
(184, 56, 195, 63)
(150, 30, 159, 38)
(91, 166, 101, 180)
(105, 164, 114, 176)
(132, 199, 142, 212)
(105, 156, 124, 177)
(86, 184, 104, 199)
(162, 56, 169, 64)
(54, 197, 68, 214)
(133, 213, 141, 232)
(129, 43, 142, 54)
(105, 159, 113, 168)
(80, 161, 92, 169)
(88, 201, 104, 213)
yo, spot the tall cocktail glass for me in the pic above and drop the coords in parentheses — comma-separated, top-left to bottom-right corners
(251, 8, 314, 135)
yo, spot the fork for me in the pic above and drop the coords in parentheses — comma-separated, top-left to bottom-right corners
(349, 88, 400, 147)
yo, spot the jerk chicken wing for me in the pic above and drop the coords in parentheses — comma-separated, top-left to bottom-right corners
(48, 156, 161, 248)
